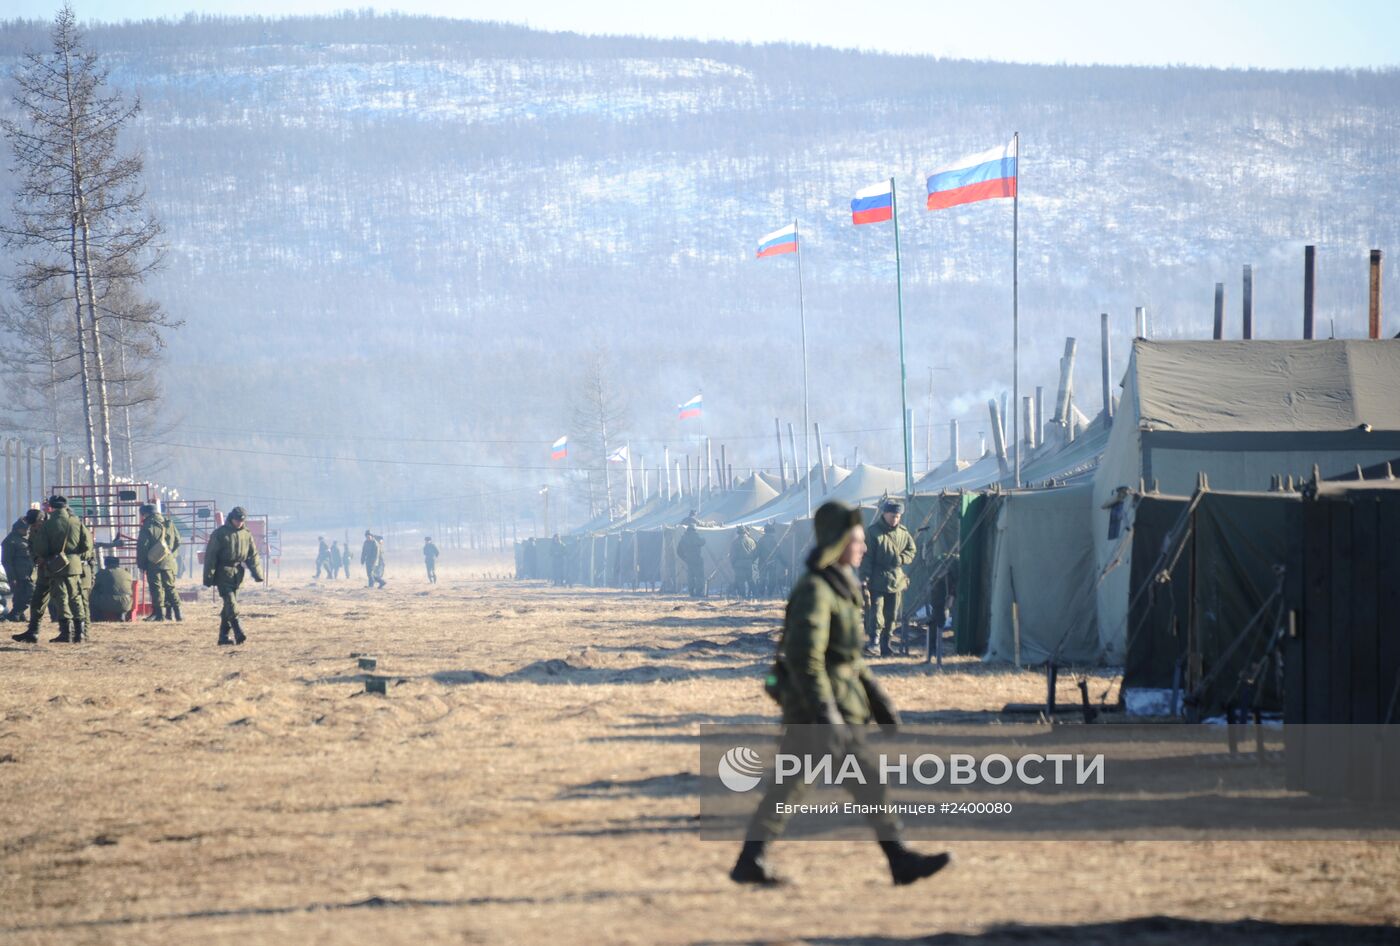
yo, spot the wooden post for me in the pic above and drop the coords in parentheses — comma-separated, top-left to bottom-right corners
(1242, 264, 1254, 340)
(1100, 312, 1114, 424)
(719, 444, 728, 491)
(775, 418, 787, 491)
(814, 422, 828, 494)
(1370, 249, 1383, 339)
(685, 456, 692, 502)
(662, 446, 670, 500)
(705, 438, 713, 498)
(1134, 305, 1146, 339)
(949, 419, 960, 465)
(1022, 397, 1034, 453)
(1213, 283, 1225, 340)
(1304, 245, 1316, 339)
(1053, 337, 1077, 425)
(786, 422, 799, 487)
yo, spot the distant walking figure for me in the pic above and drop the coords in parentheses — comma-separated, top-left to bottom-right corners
(423, 537, 439, 584)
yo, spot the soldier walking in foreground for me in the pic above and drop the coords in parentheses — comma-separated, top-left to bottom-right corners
(91, 556, 135, 622)
(677, 522, 707, 598)
(423, 536, 439, 583)
(861, 499, 917, 657)
(731, 500, 950, 887)
(203, 506, 264, 645)
(314, 537, 332, 579)
(137, 503, 182, 622)
(361, 530, 386, 588)
(13, 496, 93, 644)
(2, 513, 36, 622)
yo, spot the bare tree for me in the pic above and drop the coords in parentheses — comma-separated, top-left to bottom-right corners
(1, 5, 166, 487)
(570, 347, 630, 521)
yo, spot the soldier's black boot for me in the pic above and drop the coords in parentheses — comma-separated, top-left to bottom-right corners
(12, 609, 40, 643)
(218, 617, 232, 646)
(171, 600, 183, 622)
(729, 840, 786, 886)
(881, 840, 951, 886)
(49, 618, 71, 644)
(231, 618, 247, 645)
(879, 631, 893, 658)
(71, 619, 86, 643)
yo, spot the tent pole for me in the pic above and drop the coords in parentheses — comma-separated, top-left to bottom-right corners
(796, 218, 813, 518)
(891, 179, 913, 497)
(1012, 130, 1021, 488)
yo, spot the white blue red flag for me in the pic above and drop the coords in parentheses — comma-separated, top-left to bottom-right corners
(927, 139, 1017, 211)
(851, 180, 894, 225)
(550, 436, 567, 461)
(678, 394, 702, 421)
(756, 223, 797, 258)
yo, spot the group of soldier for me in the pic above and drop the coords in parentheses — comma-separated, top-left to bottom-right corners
(2, 497, 264, 646)
(314, 532, 441, 587)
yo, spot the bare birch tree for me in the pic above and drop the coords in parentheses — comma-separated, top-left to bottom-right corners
(571, 347, 630, 521)
(1, 4, 167, 487)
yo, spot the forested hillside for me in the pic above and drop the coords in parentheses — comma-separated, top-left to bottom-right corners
(1, 12, 1396, 529)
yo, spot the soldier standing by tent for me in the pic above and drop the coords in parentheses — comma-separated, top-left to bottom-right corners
(861, 499, 917, 657)
(137, 503, 182, 622)
(677, 523, 707, 598)
(423, 536, 440, 583)
(755, 523, 783, 597)
(12, 496, 93, 644)
(729, 526, 758, 598)
(204, 506, 264, 645)
(549, 534, 565, 586)
(314, 537, 332, 579)
(2, 513, 36, 622)
(329, 540, 343, 580)
(91, 556, 135, 622)
(730, 500, 950, 887)
(361, 530, 386, 588)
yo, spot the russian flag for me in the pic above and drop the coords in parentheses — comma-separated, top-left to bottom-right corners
(550, 436, 567, 461)
(851, 180, 894, 225)
(927, 139, 1017, 211)
(756, 223, 797, 258)
(678, 394, 702, 421)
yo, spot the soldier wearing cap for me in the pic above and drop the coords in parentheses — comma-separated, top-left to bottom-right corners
(203, 506, 264, 645)
(861, 498, 917, 657)
(137, 502, 182, 622)
(2, 512, 37, 623)
(677, 522, 706, 598)
(729, 525, 757, 598)
(12, 496, 93, 644)
(730, 499, 950, 887)
(91, 556, 135, 621)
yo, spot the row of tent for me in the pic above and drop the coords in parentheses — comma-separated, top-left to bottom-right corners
(517, 340, 1400, 711)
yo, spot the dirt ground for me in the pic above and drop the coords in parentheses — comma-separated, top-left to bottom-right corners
(2, 548, 1398, 945)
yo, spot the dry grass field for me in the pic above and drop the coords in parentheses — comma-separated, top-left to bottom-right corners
(2, 547, 1398, 945)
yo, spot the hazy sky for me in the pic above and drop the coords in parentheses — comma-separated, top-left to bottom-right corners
(6, 0, 1400, 70)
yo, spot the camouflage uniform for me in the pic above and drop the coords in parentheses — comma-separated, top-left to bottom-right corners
(2, 518, 35, 622)
(732, 500, 948, 888)
(91, 560, 135, 621)
(677, 525, 706, 598)
(203, 510, 264, 645)
(21, 501, 93, 643)
(423, 538, 439, 583)
(137, 509, 181, 621)
(860, 508, 917, 656)
(729, 527, 758, 598)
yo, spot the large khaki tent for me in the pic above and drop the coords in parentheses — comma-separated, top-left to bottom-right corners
(983, 484, 1101, 664)
(1093, 339, 1400, 660)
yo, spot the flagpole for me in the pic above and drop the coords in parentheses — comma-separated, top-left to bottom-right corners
(892, 177, 913, 497)
(795, 218, 813, 519)
(1012, 131, 1021, 488)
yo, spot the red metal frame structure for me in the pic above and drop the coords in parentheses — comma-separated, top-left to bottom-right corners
(246, 514, 273, 587)
(164, 499, 219, 582)
(47, 481, 160, 616)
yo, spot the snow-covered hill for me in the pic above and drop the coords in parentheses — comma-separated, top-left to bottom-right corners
(1, 13, 1396, 522)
